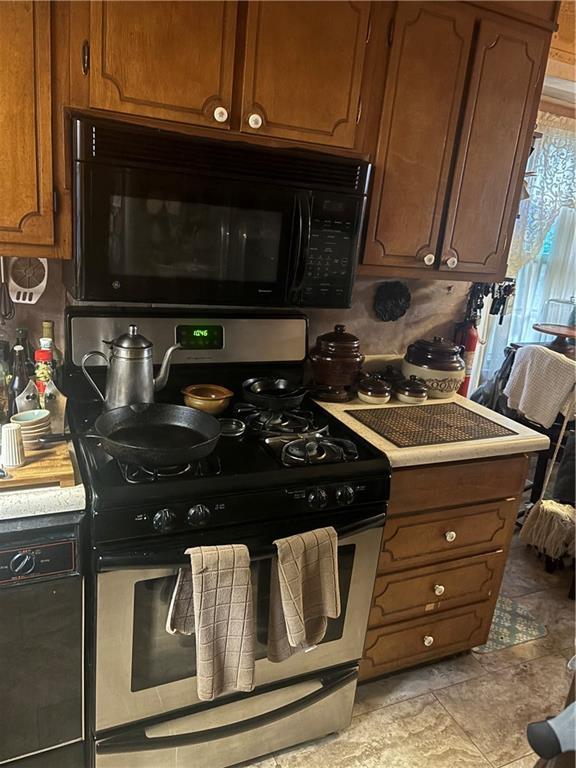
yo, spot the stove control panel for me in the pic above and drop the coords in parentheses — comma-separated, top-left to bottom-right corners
(97, 477, 389, 542)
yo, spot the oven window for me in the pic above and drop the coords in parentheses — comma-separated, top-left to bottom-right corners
(131, 545, 354, 692)
(108, 196, 282, 284)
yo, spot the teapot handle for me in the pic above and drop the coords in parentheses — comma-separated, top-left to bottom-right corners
(81, 351, 108, 402)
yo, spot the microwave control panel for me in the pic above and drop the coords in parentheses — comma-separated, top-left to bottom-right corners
(300, 197, 360, 307)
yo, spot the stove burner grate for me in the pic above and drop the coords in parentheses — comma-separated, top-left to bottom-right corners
(233, 403, 320, 436)
(117, 456, 222, 484)
(280, 436, 359, 467)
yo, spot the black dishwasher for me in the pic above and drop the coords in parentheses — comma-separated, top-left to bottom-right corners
(0, 513, 84, 767)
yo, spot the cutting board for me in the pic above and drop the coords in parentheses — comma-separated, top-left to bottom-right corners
(0, 442, 76, 490)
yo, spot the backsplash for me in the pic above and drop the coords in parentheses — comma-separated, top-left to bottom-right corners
(307, 277, 469, 354)
(0, 261, 469, 358)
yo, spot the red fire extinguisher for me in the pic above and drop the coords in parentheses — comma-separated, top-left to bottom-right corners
(455, 321, 479, 397)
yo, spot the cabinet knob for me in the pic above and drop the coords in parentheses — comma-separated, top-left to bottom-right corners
(248, 113, 263, 130)
(213, 106, 229, 123)
(423, 253, 435, 266)
(444, 530, 457, 543)
(446, 256, 458, 269)
(423, 635, 434, 647)
(434, 584, 445, 596)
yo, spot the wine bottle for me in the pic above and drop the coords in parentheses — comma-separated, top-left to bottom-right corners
(8, 345, 29, 418)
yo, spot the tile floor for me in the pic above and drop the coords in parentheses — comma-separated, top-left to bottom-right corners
(248, 536, 574, 768)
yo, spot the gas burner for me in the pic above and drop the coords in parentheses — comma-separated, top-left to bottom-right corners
(233, 403, 322, 437)
(268, 436, 359, 467)
(117, 456, 222, 485)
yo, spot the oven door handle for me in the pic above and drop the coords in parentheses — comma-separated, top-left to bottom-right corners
(97, 666, 357, 755)
(96, 511, 386, 572)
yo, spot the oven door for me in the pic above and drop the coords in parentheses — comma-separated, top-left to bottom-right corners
(76, 159, 304, 307)
(94, 512, 383, 732)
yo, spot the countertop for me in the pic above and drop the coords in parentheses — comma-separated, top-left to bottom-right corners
(317, 394, 550, 468)
(0, 444, 86, 521)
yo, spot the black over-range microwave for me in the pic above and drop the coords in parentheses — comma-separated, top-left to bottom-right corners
(65, 117, 371, 308)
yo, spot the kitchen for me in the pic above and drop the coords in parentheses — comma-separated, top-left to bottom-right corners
(0, 2, 574, 768)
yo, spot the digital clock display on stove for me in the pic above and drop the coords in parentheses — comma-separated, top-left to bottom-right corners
(176, 325, 224, 350)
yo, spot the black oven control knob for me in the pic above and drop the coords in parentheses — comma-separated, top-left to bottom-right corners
(187, 504, 211, 528)
(336, 485, 355, 506)
(152, 508, 176, 532)
(307, 487, 328, 510)
(9, 551, 36, 575)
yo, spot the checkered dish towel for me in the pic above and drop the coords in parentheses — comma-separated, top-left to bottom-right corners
(503, 345, 576, 428)
(166, 544, 255, 701)
(268, 527, 340, 663)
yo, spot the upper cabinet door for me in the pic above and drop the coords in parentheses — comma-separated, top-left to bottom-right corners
(362, 3, 474, 270)
(241, 1, 371, 148)
(440, 15, 547, 277)
(0, 1, 54, 246)
(89, 1, 238, 129)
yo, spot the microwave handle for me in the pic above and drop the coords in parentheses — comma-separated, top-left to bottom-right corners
(96, 510, 386, 572)
(96, 666, 357, 755)
(290, 192, 312, 298)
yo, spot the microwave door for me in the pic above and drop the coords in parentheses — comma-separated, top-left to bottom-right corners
(77, 162, 296, 306)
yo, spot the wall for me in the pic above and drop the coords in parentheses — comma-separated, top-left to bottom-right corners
(307, 276, 469, 354)
(0, 262, 469, 358)
(545, 1, 575, 81)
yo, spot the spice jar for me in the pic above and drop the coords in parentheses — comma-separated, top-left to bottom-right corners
(358, 374, 392, 404)
(394, 375, 429, 404)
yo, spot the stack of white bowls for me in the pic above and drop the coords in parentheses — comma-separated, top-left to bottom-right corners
(10, 409, 52, 451)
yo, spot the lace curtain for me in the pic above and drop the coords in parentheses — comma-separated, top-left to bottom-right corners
(507, 111, 576, 278)
(472, 110, 576, 385)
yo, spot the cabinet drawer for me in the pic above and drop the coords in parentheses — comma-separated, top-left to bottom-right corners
(379, 498, 517, 573)
(360, 603, 492, 680)
(369, 550, 505, 627)
(388, 454, 528, 515)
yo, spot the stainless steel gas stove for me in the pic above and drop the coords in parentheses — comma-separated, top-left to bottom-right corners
(64, 308, 390, 768)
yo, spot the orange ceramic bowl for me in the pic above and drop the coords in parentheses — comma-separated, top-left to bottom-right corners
(181, 384, 234, 415)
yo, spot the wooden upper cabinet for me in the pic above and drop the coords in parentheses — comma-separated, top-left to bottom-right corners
(240, 1, 371, 148)
(362, 2, 474, 270)
(440, 15, 547, 277)
(88, 1, 238, 128)
(0, 1, 54, 246)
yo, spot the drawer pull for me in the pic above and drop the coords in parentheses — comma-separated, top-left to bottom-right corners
(444, 530, 457, 543)
(423, 635, 434, 647)
(434, 584, 445, 596)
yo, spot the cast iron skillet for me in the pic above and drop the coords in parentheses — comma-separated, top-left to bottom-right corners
(42, 403, 221, 467)
(242, 377, 309, 410)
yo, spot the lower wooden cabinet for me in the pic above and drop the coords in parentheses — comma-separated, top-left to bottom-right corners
(360, 454, 528, 682)
(379, 498, 517, 572)
(369, 550, 506, 627)
(360, 603, 493, 679)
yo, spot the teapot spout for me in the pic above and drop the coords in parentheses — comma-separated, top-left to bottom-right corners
(154, 344, 181, 392)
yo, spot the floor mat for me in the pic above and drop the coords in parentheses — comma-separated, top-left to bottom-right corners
(473, 596, 548, 653)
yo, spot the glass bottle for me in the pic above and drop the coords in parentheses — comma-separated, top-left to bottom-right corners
(41, 320, 63, 368)
(8, 345, 29, 418)
(12, 327, 35, 377)
(35, 339, 54, 400)
(0, 345, 10, 424)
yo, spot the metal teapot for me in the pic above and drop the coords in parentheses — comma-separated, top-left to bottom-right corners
(81, 324, 181, 409)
